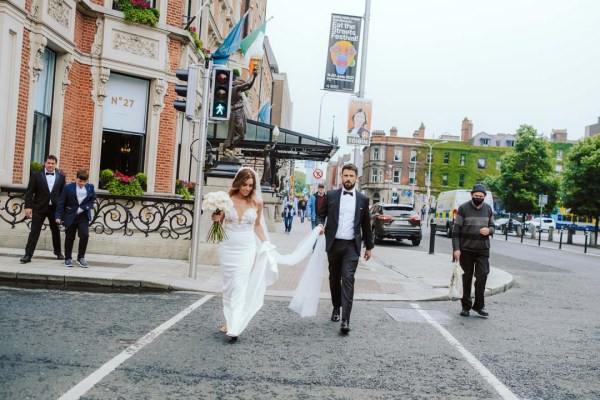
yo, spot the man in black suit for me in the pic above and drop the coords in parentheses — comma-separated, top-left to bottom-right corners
(316, 163, 374, 334)
(20, 155, 66, 263)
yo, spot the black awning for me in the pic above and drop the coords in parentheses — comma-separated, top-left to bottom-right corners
(206, 119, 339, 162)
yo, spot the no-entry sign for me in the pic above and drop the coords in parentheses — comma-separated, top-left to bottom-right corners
(313, 169, 323, 179)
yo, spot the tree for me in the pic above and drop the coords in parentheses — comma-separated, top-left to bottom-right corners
(293, 170, 307, 196)
(487, 125, 558, 216)
(560, 135, 600, 245)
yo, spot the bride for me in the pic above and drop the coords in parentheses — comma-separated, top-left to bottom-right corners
(212, 167, 322, 342)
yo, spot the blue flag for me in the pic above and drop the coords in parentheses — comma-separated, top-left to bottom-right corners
(212, 12, 249, 65)
(257, 101, 271, 124)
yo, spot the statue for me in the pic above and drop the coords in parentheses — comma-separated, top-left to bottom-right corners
(261, 142, 276, 185)
(222, 69, 259, 160)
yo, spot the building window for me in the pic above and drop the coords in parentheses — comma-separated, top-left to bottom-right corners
(458, 174, 465, 187)
(506, 140, 515, 147)
(100, 73, 150, 176)
(477, 158, 486, 169)
(496, 161, 502, 170)
(459, 154, 466, 166)
(480, 138, 490, 146)
(31, 48, 56, 164)
(373, 147, 380, 160)
(409, 169, 416, 185)
(555, 164, 563, 175)
(410, 149, 417, 163)
(394, 147, 402, 162)
(427, 152, 433, 163)
(443, 152, 449, 164)
(371, 168, 383, 183)
(442, 174, 448, 186)
(556, 149, 563, 161)
(393, 170, 400, 184)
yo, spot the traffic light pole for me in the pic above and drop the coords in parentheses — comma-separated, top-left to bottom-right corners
(189, 58, 213, 279)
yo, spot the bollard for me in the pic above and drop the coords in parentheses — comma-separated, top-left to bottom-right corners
(584, 230, 589, 253)
(429, 223, 437, 254)
(567, 226, 574, 244)
(559, 229, 564, 250)
(548, 226, 554, 242)
(538, 227, 542, 246)
(504, 223, 509, 241)
(520, 224, 524, 243)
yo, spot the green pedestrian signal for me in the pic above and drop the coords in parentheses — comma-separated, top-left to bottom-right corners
(209, 66, 232, 121)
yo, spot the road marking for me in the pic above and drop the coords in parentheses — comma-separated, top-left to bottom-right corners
(58, 295, 214, 400)
(410, 303, 518, 400)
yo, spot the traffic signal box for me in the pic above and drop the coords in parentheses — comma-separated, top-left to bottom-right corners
(174, 66, 198, 120)
(210, 66, 232, 121)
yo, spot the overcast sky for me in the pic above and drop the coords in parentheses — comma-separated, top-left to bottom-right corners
(265, 0, 600, 157)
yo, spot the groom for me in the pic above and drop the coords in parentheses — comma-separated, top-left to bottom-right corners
(316, 163, 374, 334)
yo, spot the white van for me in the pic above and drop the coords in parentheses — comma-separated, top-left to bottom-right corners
(431, 189, 494, 237)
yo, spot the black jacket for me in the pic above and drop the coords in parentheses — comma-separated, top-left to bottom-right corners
(24, 170, 66, 213)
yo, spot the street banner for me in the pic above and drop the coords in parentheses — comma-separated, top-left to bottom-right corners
(346, 97, 372, 146)
(323, 14, 362, 92)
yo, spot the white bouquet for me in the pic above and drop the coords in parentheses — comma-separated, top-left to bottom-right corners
(202, 191, 233, 243)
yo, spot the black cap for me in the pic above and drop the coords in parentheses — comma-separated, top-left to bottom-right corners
(317, 183, 325, 188)
(471, 183, 487, 195)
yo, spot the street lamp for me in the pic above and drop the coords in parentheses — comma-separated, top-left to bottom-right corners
(317, 91, 333, 139)
(417, 140, 447, 225)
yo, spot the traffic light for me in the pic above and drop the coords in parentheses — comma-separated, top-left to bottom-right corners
(209, 66, 232, 121)
(174, 65, 198, 120)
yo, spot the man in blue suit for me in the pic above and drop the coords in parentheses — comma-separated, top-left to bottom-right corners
(55, 169, 97, 268)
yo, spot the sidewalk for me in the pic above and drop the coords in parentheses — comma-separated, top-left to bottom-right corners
(0, 218, 514, 301)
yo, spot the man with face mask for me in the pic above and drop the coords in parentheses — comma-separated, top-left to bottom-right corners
(452, 184, 495, 318)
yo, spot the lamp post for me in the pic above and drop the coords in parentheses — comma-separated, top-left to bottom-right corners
(417, 140, 447, 225)
(317, 91, 333, 139)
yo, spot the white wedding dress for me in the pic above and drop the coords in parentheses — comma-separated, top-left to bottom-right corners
(219, 201, 324, 337)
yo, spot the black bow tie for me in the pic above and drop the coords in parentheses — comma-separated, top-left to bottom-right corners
(343, 191, 353, 196)
(46, 172, 54, 176)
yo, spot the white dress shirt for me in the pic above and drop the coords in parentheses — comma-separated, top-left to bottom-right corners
(76, 185, 87, 214)
(335, 187, 356, 240)
(45, 170, 56, 204)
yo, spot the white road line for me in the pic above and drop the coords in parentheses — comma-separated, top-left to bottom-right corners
(410, 303, 518, 400)
(58, 295, 214, 400)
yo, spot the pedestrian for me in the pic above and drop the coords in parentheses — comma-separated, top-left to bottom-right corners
(282, 198, 296, 234)
(20, 155, 66, 263)
(298, 196, 307, 223)
(452, 183, 495, 318)
(55, 169, 97, 268)
(315, 163, 374, 334)
(307, 183, 326, 230)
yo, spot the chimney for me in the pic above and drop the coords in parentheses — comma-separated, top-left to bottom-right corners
(413, 123, 425, 139)
(461, 117, 473, 142)
(390, 126, 398, 137)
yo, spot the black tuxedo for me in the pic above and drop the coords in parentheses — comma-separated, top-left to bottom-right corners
(55, 182, 97, 260)
(316, 188, 374, 321)
(23, 170, 66, 257)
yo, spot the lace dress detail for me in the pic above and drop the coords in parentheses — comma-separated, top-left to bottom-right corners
(223, 204, 257, 234)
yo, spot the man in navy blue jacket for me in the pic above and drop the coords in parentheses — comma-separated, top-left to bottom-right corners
(55, 169, 97, 268)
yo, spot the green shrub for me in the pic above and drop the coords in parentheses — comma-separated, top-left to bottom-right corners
(135, 172, 148, 191)
(100, 169, 114, 189)
(106, 176, 144, 196)
(30, 162, 42, 174)
(176, 179, 195, 200)
(114, 0, 159, 27)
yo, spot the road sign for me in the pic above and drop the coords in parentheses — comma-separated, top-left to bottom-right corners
(539, 194, 548, 206)
(313, 169, 323, 179)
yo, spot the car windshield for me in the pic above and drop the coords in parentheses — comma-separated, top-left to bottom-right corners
(383, 206, 415, 217)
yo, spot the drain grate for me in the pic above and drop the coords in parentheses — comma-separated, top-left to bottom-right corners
(383, 308, 454, 324)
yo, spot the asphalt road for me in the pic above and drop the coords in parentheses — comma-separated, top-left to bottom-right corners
(1, 235, 599, 399)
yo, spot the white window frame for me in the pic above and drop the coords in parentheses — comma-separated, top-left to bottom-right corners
(372, 147, 380, 160)
(394, 147, 402, 162)
(393, 170, 400, 184)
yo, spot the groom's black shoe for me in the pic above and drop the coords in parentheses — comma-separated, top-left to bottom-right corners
(331, 308, 340, 322)
(340, 320, 350, 334)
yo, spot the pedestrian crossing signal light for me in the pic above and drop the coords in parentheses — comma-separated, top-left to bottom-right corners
(210, 66, 232, 121)
(174, 65, 199, 120)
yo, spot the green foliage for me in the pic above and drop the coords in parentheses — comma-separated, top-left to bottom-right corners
(30, 162, 42, 173)
(560, 135, 600, 220)
(106, 177, 144, 197)
(135, 172, 148, 191)
(175, 179, 195, 200)
(114, 0, 159, 27)
(186, 28, 209, 58)
(293, 170, 308, 195)
(488, 125, 557, 214)
(99, 169, 114, 189)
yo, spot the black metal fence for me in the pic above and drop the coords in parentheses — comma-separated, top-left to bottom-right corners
(0, 186, 195, 240)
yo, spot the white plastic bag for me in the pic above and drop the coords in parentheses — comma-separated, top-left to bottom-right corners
(448, 261, 463, 301)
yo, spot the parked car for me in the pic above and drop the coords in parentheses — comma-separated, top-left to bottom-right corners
(370, 203, 422, 246)
(494, 218, 523, 234)
(524, 218, 556, 232)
